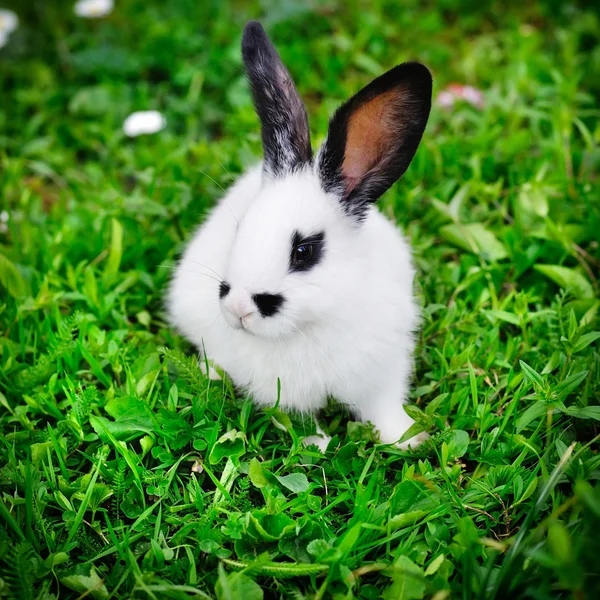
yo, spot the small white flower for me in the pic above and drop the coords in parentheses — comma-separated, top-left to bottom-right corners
(0, 210, 9, 223)
(123, 111, 166, 137)
(0, 9, 18, 49)
(0, 9, 18, 34)
(74, 0, 114, 19)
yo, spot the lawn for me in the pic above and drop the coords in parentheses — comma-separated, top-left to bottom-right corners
(1, 1, 600, 598)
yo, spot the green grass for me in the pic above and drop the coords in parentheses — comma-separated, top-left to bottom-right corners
(1, 1, 600, 598)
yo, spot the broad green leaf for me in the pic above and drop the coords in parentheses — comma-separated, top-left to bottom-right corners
(565, 406, 600, 421)
(519, 360, 545, 388)
(275, 473, 309, 494)
(105, 396, 153, 422)
(31, 441, 53, 464)
(573, 332, 600, 353)
(447, 430, 470, 459)
(209, 429, 246, 464)
(488, 310, 521, 326)
(90, 415, 153, 441)
(424, 554, 445, 577)
(44, 552, 69, 569)
(91, 397, 154, 441)
(516, 401, 546, 433)
(0, 253, 27, 298)
(517, 184, 549, 218)
(391, 480, 438, 514)
(249, 458, 269, 489)
(440, 223, 508, 261)
(397, 419, 427, 445)
(333, 442, 358, 476)
(383, 556, 425, 600)
(270, 409, 293, 432)
(547, 521, 571, 564)
(554, 370, 588, 398)
(247, 513, 295, 541)
(69, 85, 115, 116)
(389, 510, 429, 529)
(542, 350, 561, 375)
(514, 476, 538, 506)
(534, 264, 593, 299)
(61, 566, 108, 600)
(216, 565, 263, 600)
(306, 539, 331, 559)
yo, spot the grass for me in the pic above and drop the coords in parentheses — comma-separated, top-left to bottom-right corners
(1, 0, 600, 598)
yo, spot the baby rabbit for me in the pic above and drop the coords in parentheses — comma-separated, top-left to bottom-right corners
(168, 21, 432, 448)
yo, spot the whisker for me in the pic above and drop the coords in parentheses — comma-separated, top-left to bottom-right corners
(197, 168, 226, 193)
(277, 282, 317, 294)
(205, 310, 224, 338)
(156, 265, 222, 284)
(221, 201, 239, 226)
(197, 167, 239, 225)
(215, 156, 236, 183)
(179, 258, 223, 281)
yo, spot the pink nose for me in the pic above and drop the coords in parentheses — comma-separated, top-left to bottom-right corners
(222, 292, 255, 320)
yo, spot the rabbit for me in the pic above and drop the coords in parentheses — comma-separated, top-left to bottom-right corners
(167, 21, 432, 450)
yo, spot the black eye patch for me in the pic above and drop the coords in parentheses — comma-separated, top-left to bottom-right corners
(289, 230, 325, 273)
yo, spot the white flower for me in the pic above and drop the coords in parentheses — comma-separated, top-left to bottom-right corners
(0, 210, 8, 234)
(0, 9, 19, 49)
(74, 0, 114, 19)
(0, 9, 18, 34)
(123, 111, 166, 137)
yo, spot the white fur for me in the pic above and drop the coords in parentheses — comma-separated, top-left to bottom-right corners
(167, 163, 422, 446)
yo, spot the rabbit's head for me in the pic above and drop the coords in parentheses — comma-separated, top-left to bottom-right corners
(218, 21, 431, 339)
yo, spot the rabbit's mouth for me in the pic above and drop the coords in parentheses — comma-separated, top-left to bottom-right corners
(239, 315, 255, 334)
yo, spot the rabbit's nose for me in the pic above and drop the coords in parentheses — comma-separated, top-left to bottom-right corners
(222, 290, 256, 321)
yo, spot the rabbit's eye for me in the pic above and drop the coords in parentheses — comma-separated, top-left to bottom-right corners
(289, 230, 325, 273)
(293, 244, 313, 263)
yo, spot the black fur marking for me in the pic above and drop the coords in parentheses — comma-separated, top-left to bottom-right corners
(253, 293, 285, 317)
(289, 230, 325, 273)
(219, 281, 231, 299)
(318, 62, 432, 221)
(242, 21, 312, 177)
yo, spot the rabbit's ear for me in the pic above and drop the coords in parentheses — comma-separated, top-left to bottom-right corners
(242, 21, 312, 177)
(318, 62, 432, 220)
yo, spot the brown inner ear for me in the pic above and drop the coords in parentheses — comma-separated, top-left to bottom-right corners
(341, 88, 403, 194)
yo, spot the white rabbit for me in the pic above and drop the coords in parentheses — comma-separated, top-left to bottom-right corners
(167, 21, 432, 449)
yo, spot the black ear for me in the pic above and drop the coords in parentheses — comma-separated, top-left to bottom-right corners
(318, 62, 432, 220)
(242, 21, 312, 177)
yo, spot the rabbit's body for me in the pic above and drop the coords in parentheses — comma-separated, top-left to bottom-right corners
(167, 22, 432, 446)
(168, 165, 418, 442)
